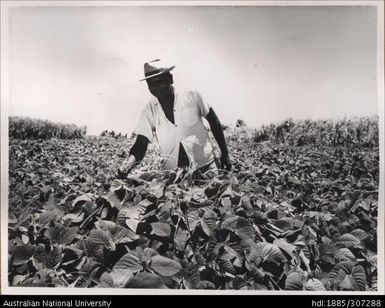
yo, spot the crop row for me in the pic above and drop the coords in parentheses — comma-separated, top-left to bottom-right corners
(9, 116, 87, 140)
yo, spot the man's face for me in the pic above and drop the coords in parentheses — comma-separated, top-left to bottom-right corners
(146, 74, 173, 98)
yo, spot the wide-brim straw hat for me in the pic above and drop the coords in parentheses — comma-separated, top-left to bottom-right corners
(139, 59, 175, 81)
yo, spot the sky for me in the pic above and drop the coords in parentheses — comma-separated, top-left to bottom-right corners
(4, 3, 379, 135)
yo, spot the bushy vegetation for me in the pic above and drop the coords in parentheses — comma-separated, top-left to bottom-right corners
(100, 130, 128, 139)
(8, 116, 379, 290)
(232, 116, 379, 148)
(9, 116, 87, 139)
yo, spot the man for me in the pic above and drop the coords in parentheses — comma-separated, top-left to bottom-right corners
(117, 59, 231, 179)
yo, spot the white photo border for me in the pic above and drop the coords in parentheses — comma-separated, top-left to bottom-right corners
(1, 0, 384, 295)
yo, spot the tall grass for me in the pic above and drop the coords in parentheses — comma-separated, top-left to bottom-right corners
(230, 116, 379, 148)
(9, 116, 87, 139)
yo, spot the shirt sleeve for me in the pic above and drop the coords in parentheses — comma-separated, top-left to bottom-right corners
(133, 103, 155, 143)
(189, 90, 211, 117)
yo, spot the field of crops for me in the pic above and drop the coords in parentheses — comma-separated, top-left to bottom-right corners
(8, 117, 379, 291)
(9, 116, 87, 139)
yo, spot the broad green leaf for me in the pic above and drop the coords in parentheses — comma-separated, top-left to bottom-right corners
(184, 263, 201, 289)
(335, 248, 356, 262)
(304, 278, 326, 291)
(246, 243, 263, 267)
(200, 219, 212, 237)
(125, 272, 167, 289)
(82, 201, 98, 216)
(110, 179, 125, 192)
(335, 202, 347, 215)
(351, 265, 367, 291)
(12, 274, 30, 286)
(319, 236, 337, 264)
(38, 210, 58, 225)
(142, 247, 159, 262)
(47, 221, 78, 245)
(219, 184, 234, 198)
(136, 199, 153, 208)
(150, 255, 182, 277)
(94, 219, 116, 231)
(302, 225, 318, 244)
(350, 200, 371, 213)
(61, 213, 84, 224)
(110, 225, 139, 244)
(285, 272, 304, 290)
(156, 202, 172, 223)
(273, 238, 296, 257)
(235, 217, 255, 240)
(80, 259, 100, 275)
(186, 210, 200, 232)
(118, 205, 141, 222)
(197, 280, 216, 289)
(274, 217, 294, 231)
(75, 239, 104, 262)
(110, 252, 142, 287)
(248, 264, 266, 284)
(319, 212, 334, 222)
(329, 261, 354, 287)
(150, 222, 172, 237)
(224, 244, 243, 263)
(106, 191, 124, 209)
(117, 200, 153, 225)
(350, 229, 369, 241)
(255, 242, 287, 264)
(174, 228, 189, 251)
(125, 219, 140, 233)
(336, 234, 361, 248)
(233, 276, 248, 290)
(338, 274, 357, 291)
(147, 182, 165, 199)
(221, 216, 239, 231)
(33, 244, 63, 269)
(46, 246, 63, 269)
(72, 194, 92, 208)
(98, 272, 114, 288)
(218, 258, 236, 275)
(202, 209, 217, 233)
(9, 211, 17, 225)
(240, 193, 253, 212)
(21, 234, 29, 244)
(186, 187, 207, 206)
(221, 197, 232, 208)
(88, 229, 115, 251)
(12, 245, 35, 265)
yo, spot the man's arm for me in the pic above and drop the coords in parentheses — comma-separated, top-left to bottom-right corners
(117, 134, 149, 177)
(205, 108, 231, 171)
(129, 134, 149, 162)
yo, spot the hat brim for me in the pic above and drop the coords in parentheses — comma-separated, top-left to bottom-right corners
(139, 66, 175, 81)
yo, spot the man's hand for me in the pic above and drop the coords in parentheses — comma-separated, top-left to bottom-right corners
(220, 153, 232, 171)
(116, 163, 132, 179)
(116, 155, 136, 179)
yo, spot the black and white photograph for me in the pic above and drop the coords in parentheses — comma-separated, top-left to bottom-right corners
(1, 1, 384, 295)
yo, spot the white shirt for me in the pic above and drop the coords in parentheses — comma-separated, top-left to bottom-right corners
(133, 88, 216, 171)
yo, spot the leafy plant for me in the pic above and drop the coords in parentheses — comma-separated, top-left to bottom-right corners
(8, 117, 378, 290)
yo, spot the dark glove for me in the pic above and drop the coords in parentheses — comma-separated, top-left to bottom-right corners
(220, 153, 232, 171)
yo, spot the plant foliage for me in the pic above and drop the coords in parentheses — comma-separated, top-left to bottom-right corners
(8, 117, 378, 290)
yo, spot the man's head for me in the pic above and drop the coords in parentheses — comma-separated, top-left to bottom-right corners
(146, 72, 174, 98)
(141, 59, 175, 98)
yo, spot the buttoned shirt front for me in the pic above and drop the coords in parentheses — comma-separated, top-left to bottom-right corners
(133, 88, 216, 171)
